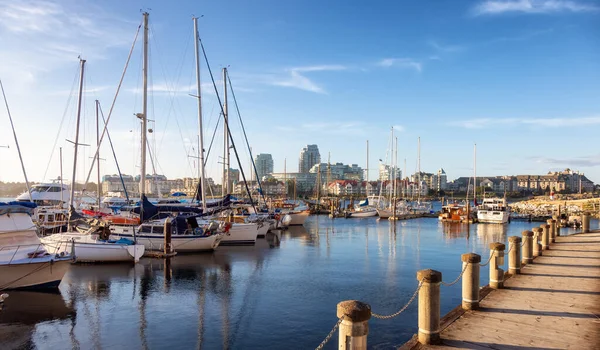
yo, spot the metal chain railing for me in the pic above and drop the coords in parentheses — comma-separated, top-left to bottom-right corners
(371, 280, 423, 319)
(479, 249, 496, 267)
(315, 316, 344, 350)
(441, 262, 469, 287)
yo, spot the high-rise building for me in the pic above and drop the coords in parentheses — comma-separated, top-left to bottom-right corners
(299, 145, 321, 173)
(254, 153, 274, 180)
(378, 164, 402, 181)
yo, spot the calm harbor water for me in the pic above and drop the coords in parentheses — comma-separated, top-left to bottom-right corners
(1, 214, 594, 350)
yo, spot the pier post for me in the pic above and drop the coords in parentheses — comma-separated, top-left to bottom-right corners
(553, 215, 561, 237)
(461, 253, 481, 310)
(508, 236, 522, 274)
(164, 217, 172, 255)
(521, 230, 533, 265)
(337, 300, 371, 350)
(417, 269, 442, 345)
(541, 224, 550, 250)
(489, 243, 505, 289)
(582, 213, 590, 233)
(547, 219, 555, 243)
(532, 227, 542, 257)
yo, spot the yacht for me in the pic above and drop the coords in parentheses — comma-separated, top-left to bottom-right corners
(348, 198, 378, 218)
(16, 182, 70, 233)
(477, 198, 510, 224)
(0, 202, 71, 289)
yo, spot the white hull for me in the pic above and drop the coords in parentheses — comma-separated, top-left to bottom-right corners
(349, 209, 378, 218)
(0, 259, 71, 289)
(477, 210, 510, 224)
(288, 211, 310, 226)
(110, 229, 223, 252)
(41, 234, 145, 263)
(220, 223, 260, 246)
(376, 208, 392, 218)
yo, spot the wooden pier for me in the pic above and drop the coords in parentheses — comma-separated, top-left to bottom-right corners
(404, 231, 600, 349)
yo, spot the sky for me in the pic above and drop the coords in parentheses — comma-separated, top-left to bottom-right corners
(0, 0, 599, 185)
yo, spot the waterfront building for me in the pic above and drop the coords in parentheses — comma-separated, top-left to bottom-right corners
(516, 169, 593, 193)
(378, 163, 401, 181)
(254, 153, 274, 180)
(430, 168, 447, 191)
(233, 180, 285, 196)
(299, 145, 321, 173)
(309, 162, 363, 181)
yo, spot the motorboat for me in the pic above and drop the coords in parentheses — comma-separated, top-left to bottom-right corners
(15, 182, 70, 207)
(0, 202, 71, 289)
(439, 203, 469, 223)
(477, 198, 510, 224)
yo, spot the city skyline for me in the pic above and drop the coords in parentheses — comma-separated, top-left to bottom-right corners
(0, 0, 598, 184)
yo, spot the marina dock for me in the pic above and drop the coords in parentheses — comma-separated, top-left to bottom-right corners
(404, 231, 600, 349)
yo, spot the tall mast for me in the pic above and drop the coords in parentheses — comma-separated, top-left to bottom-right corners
(69, 58, 86, 221)
(366, 139, 369, 184)
(95, 100, 101, 209)
(474, 143, 477, 205)
(394, 136, 398, 205)
(139, 12, 149, 209)
(417, 136, 421, 201)
(193, 16, 207, 212)
(284, 158, 287, 198)
(222, 67, 230, 195)
(60, 147, 64, 205)
(391, 128, 395, 205)
(0, 79, 32, 200)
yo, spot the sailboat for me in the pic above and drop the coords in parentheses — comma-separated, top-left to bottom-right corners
(411, 137, 433, 214)
(110, 14, 225, 252)
(0, 79, 72, 289)
(40, 59, 145, 263)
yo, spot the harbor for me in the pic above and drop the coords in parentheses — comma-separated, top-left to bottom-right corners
(1, 214, 597, 349)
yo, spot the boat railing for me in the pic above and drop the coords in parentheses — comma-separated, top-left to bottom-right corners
(0, 239, 71, 265)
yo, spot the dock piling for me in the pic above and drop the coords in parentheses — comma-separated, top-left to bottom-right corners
(508, 236, 522, 274)
(417, 269, 442, 345)
(547, 219, 556, 243)
(164, 217, 172, 256)
(461, 253, 481, 310)
(541, 224, 550, 250)
(521, 230, 533, 265)
(553, 215, 561, 237)
(532, 227, 542, 257)
(582, 213, 590, 233)
(336, 300, 371, 350)
(489, 243, 505, 289)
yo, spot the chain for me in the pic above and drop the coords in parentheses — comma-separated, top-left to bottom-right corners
(372, 280, 423, 319)
(315, 316, 343, 350)
(479, 249, 496, 267)
(441, 262, 469, 287)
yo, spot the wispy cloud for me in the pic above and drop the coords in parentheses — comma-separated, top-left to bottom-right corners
(428, 40, 463, 53)
(449, 115, 600, 129)
(271, 65, 347, 94)
(472, 0, 599, 16)
(529, 154, 600, 167)
(377, 58, 422, 72)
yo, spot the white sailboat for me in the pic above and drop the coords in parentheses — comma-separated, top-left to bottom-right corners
(40, 58, 145, 263)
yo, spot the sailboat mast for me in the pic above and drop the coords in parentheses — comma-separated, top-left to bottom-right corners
(366, 139, 369, 184)
(140, 12, 149, 206)
(193, 17, 207, 212)
(95, 100, 101, 209)
(394, 136, 398, 204)
(222, 67, 230, 195)
(284, 158, 287, 198)
(417, 136, 421, 201)
(474, 143, 477, 205)
(0, 79, 32, 200)
(69, 58, 86, 216)
(60, 147, 64, 205)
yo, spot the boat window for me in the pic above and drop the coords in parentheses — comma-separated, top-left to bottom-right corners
(48, 186, 63, 192)
(140, 226, 153, 233)
(38, 214, 45, 221)
(47, 215, 54, 222)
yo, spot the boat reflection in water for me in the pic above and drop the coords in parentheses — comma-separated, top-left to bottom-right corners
(476, 222, 508, 245)
(0, 291, 75, 349)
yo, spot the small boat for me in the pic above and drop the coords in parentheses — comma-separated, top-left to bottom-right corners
(347, 198, 378, 218)
(477, 198, 510, 224)
(0, 202, 72, 290)
(439, 203, 468, 223)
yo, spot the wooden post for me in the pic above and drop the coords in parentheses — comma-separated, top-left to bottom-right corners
(553, 215, 560, 237)
(417, 269, 442, 345)
(547, 219, 555, 243)
(164, 217, 172, 255)
(532, 227, 542, 257)
(508, 236, 522, 274)
(521, 230, 533, 265)
(337, 300, 371, 350)
(461, 253, 481, 310)
(489, 243, 505, 289)
(540, 224, 550, 250)
(582, 213, 590, 233)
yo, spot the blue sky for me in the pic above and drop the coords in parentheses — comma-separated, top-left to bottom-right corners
(0, 0, 599, 185)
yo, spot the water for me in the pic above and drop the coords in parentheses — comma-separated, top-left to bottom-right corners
(0, 215, 593, 349)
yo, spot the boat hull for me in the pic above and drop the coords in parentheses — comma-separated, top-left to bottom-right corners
(477, 210, 510, 224)
(220, 223, 260, 246)
(0, 258, 71, 290)
(288, 211, 310, 226)
(376, 209, 392, 218)
(349, 210, 378, 218)
(110, 231, 223, 252)
(41, 236, 145, 263)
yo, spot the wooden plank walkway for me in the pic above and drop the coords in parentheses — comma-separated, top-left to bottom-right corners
(414, 232, 600, 350)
